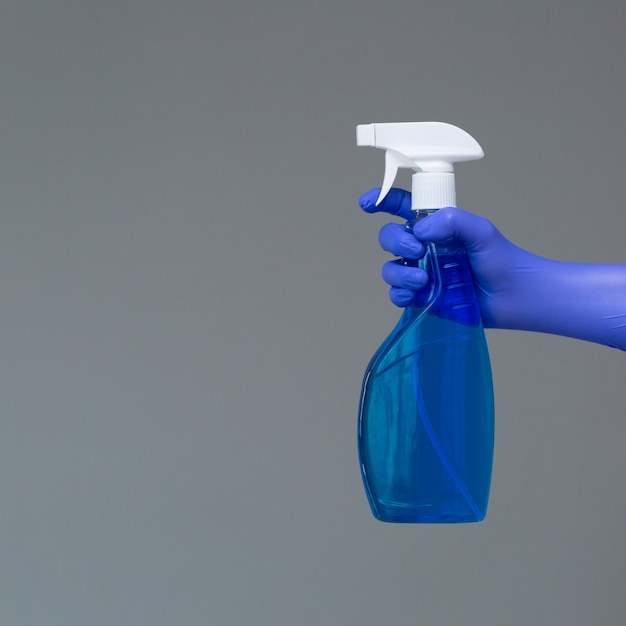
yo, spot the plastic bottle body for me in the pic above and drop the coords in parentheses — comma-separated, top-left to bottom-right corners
(358, 238, 494, 523)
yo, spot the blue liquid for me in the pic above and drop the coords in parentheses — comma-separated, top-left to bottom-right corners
(358, 245, 494, 523)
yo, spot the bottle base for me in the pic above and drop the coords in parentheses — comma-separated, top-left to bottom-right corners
(372, 499, 486, 524)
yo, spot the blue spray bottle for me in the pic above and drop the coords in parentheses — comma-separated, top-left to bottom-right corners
(356, 122, 494, 523)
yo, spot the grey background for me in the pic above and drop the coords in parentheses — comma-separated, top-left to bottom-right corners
(1, 1, 625, 624)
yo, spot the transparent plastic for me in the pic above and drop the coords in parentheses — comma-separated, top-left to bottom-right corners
(358, 219, 495, 523)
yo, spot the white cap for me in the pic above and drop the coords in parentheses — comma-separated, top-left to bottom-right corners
(356, 121, 483, 211)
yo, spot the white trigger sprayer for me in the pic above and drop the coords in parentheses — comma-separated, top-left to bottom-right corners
(356, 121, 484, 211)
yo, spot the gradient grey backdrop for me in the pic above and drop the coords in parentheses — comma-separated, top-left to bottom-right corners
(2, 1, 625, 624)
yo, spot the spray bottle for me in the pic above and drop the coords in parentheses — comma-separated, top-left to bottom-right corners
(356, 121, 494, 523)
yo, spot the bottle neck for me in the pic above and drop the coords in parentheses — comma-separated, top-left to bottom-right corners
(413, 208, 438, 220)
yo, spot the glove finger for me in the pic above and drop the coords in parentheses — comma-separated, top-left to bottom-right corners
(359, 188, 413, 220)
(389, 286, 432, 308)
(378, 223, 425, 259)
(389, 287, 417, 307)
(382, 259, 429, 290)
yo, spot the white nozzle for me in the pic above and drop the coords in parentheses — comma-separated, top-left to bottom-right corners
(356, 121, 484, 210)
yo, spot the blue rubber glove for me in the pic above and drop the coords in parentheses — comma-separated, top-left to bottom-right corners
(359, 187, 626, 351)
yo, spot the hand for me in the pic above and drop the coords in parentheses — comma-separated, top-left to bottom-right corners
(359, 187, 626, 350)
(359, 187, 532, 329)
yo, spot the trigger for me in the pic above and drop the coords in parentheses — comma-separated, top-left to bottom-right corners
(376, 149, 415, 206)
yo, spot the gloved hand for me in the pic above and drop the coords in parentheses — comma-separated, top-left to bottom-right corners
(359, 187, 626, 351)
